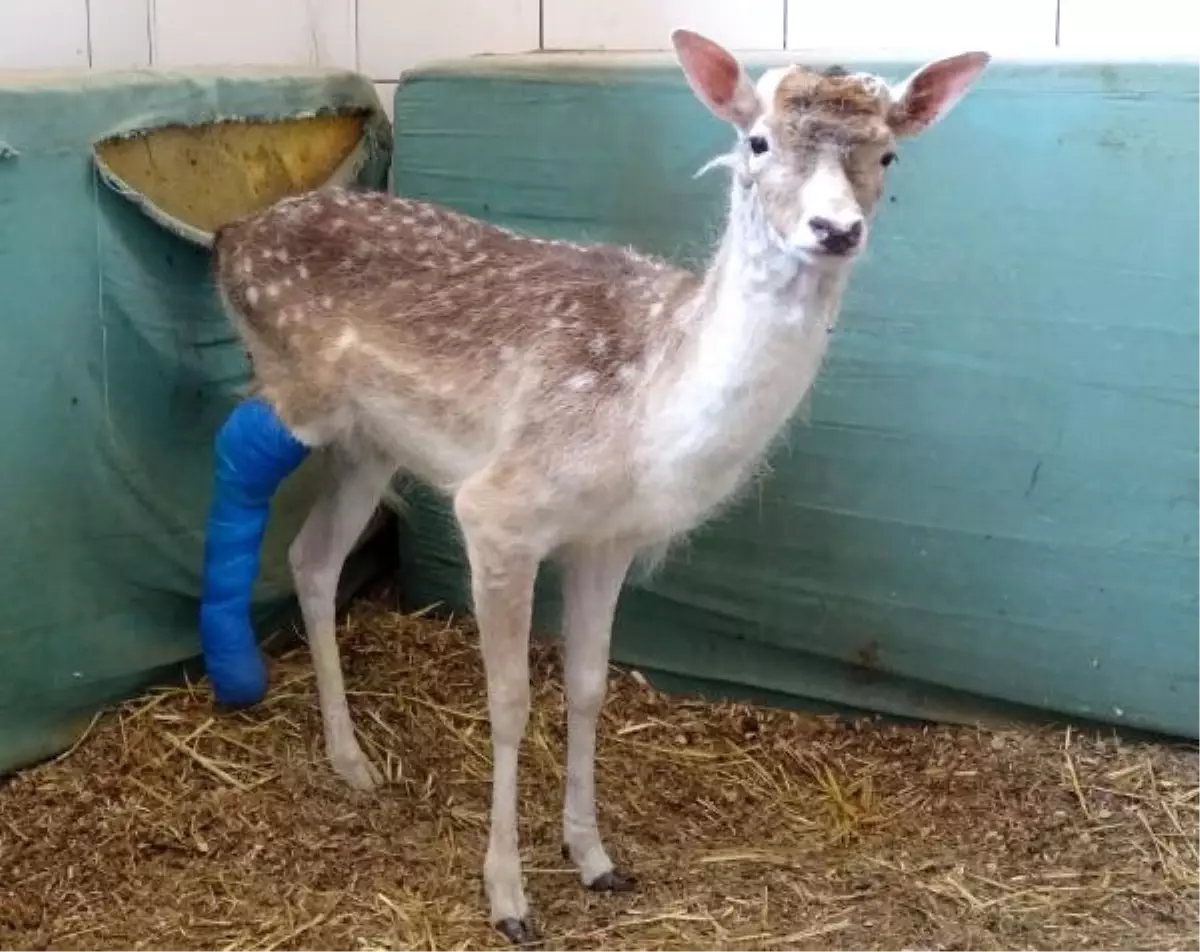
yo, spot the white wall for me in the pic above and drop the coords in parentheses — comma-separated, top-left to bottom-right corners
(0, 0, 1195, 117)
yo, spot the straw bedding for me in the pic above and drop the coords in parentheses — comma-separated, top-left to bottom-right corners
(1, 586, 1195, 950)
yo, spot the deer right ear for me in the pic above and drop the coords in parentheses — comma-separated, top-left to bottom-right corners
(671, 29, 761, 132)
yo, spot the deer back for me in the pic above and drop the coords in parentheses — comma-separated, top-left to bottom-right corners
(212, 187, 697, 489)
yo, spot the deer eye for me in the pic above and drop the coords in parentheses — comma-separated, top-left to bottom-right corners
(748, 135, 769, 156)
(881, 151, 897, 168)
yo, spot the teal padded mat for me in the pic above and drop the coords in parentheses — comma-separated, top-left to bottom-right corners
(0, 66, 391, 774)
(389, 51, 1198, 738)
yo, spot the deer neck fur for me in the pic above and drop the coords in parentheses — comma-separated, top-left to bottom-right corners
(638, 180, 852, 535)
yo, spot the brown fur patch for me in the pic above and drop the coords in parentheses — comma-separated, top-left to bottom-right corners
(774, 67, 886, 120)
(771, 68, 893, 153)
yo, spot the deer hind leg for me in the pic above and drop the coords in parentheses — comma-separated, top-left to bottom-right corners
(201, 397, 312, 708)
(290, 445, 397, 792)
(559, 541, 637, 893)
(453, 472, 547, 943)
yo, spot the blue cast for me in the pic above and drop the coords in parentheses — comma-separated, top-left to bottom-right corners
(199, 397, 310, 707)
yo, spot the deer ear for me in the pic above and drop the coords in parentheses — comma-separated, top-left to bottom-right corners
(888, 51, 990, 137)
(671, 29, 761, 132)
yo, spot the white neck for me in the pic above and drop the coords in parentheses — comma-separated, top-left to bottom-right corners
(641, 180, 853, 521)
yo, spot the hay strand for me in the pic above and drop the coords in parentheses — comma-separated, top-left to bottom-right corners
(0, 587, 1195, 950)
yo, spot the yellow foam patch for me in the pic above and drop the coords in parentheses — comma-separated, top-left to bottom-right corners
(95, 113, 367, 234)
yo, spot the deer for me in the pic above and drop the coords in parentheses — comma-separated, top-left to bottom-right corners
(207, 28, 989, 942)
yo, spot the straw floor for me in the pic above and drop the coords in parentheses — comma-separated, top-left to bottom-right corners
(1, 588, 1196, 950)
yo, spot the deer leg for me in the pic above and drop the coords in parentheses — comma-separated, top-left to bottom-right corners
(290, 448, 396, 792)
(201, 397, 311, 707)
(559, 541, 637, 892)
(454, 479, 543, 943)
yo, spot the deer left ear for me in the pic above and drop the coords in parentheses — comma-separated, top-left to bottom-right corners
(888, 52, 990, 137)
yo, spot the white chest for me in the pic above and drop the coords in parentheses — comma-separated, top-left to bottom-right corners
(615, 274, 841, 542)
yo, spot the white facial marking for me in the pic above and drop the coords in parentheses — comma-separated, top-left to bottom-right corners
(754, 66, 796, 119)
(794, 156, 864, 252)
(852, 70, 892, 103)
(245, 286, 259, 307)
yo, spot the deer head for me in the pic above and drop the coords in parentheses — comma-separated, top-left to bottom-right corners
(671, 29, 990, 265)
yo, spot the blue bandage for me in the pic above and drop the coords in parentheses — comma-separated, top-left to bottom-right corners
(199, 398, 310, 707)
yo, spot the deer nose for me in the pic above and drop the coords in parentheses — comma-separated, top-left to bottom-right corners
(808, 216, 864, 255)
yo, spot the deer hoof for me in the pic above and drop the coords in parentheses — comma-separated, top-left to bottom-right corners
(330, 750, 383, 792)
(495, 917, 537, 946)
(587, 868, 638, 893)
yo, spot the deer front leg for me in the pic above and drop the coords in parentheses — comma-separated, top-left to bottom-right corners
(290, 449, 396, 791)
(559, 541, 637, 892)
(455, 482, 542, 944)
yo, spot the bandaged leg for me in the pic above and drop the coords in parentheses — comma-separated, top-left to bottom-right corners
(199, 398, 310, 707)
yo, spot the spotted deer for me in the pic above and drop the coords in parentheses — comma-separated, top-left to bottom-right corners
(211, 29, 989, 941)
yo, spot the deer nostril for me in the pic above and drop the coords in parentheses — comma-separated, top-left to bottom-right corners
(808, 216, 834, 237)
(808, 216, 864, 254)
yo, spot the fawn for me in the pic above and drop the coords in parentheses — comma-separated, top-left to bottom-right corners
(210, 28, 989, 941)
